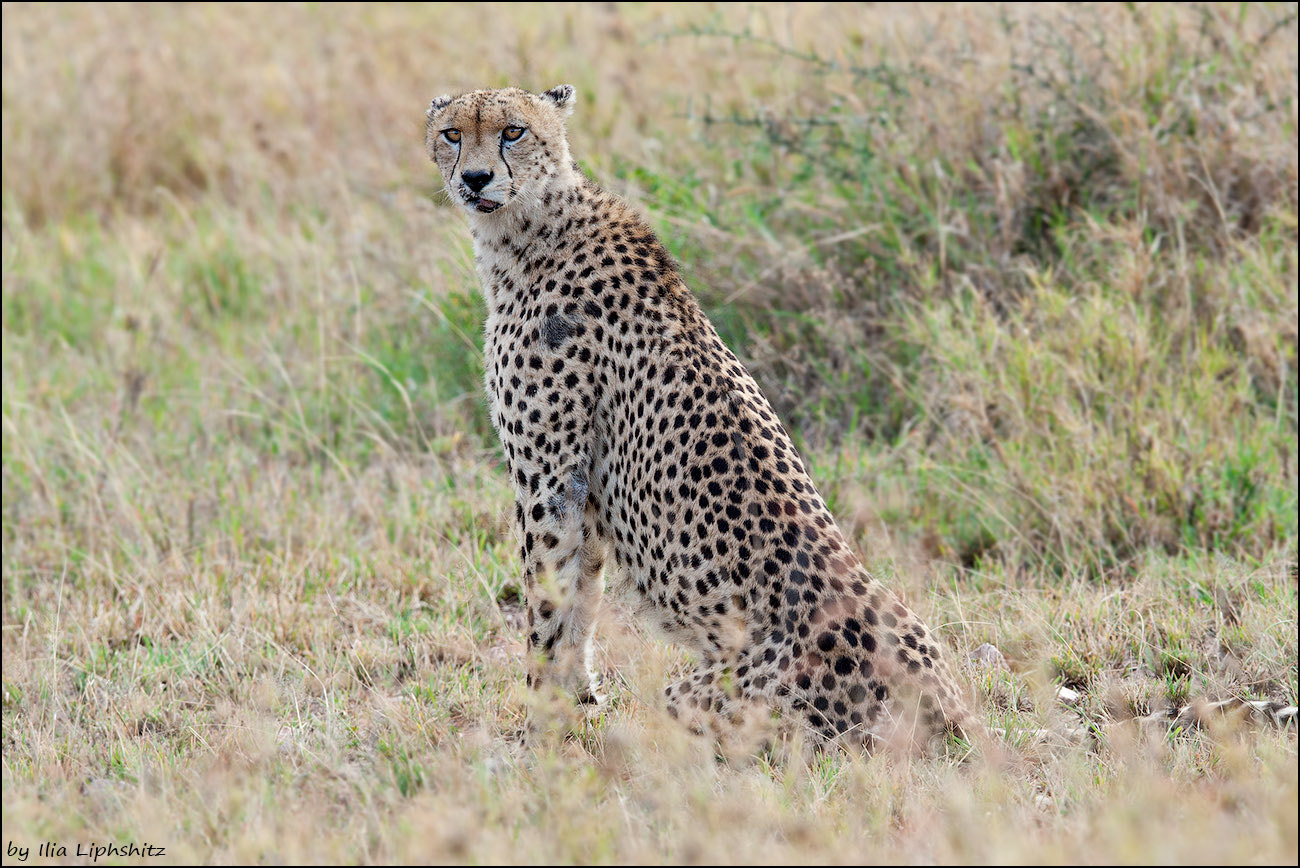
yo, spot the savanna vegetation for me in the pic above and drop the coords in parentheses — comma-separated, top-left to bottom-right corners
(2, 3, 1296, 863)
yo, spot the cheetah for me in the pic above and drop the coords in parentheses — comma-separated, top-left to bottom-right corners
(425, 85, 976, 753)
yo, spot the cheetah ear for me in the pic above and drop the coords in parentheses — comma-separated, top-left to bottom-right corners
(427, 94, 453, 118)
(542, 84, 576, 118)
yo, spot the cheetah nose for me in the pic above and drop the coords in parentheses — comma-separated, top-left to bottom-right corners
(462, 170, 494, 193)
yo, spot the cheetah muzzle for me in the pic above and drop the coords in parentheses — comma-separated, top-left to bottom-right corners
(425, 84, 977, 754)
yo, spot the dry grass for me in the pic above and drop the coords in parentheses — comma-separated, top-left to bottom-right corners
(2, 3, 1296, 864)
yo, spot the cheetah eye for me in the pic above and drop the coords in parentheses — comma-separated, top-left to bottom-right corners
(502, 126, 526, 142)
(442, 129, 461, 144)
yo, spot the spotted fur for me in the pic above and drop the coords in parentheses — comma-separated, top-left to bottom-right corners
(426, 85, 974, 752)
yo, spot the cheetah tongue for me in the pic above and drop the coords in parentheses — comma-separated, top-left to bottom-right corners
(475, 197, 502, 213)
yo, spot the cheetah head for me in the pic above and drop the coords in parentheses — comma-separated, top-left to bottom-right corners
(425, 85, 576, 216)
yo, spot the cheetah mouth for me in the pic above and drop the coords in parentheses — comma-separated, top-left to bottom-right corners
(467, 194, 503, 213)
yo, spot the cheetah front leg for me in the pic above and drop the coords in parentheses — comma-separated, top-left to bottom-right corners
(517, 467, 608, 705)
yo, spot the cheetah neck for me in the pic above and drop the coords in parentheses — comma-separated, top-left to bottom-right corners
(465, 167, 602, 312)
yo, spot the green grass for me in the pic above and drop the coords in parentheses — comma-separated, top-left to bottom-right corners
(621, 5, 1298, 574)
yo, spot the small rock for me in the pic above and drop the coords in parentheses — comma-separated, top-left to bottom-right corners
(276, 724, 297, 754)
(487, 640, 525, 663)
(969, 643, 1009, 671)
(81, 778, 128, 803)
(1055, 686, 1081, 705)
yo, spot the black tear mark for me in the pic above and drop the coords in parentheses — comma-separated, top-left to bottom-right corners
(499, 138, 514, 180)
(541, 313, 574, 349)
